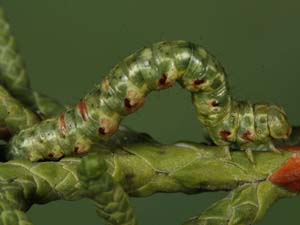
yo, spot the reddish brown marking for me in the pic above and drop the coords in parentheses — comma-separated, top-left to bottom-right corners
(269, 156, 300, 192)
(74, 146, 88, 155)
(220, 130, 231, 141)
(193, 79, 204, 86)
(102, 79, 110, 92)
(48, 153, 54, 158)
(124, 98, 133, 108)
(99, 118, 119, 136)
(280, 146, 300, 152)
(98, 127, 106, 135)
(125, 91, 146, 112)
(74, 147, 79, 154)
(159, 74, 168, 85)
(59, 113, 67, 137)
(78, 100, 89, 121)
(0, 127, 12, 142)
(242, 130, 253, 142)
(211, 101, 220, 107)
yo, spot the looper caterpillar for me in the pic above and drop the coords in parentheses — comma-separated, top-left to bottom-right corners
(7, 40, 291, 162)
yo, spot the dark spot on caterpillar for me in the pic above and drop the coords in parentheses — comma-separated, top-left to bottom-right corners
(74, 146, 79, 154)
(211, 101, 220, 107)
(48, 153, 54, 158)
(0, 127, 12, 142)
(159, 74, 167, 85)
(124, 98, 133, 108)
(78, 100, 89, 121)
(125, 173, 135, 182)
(242, 130, 253, 141)
(193, 79, 204, 86)
(59, 113, 67, 137)
(220, 130, 231, 140)
(73, 146, 87, 155)
(260, 118, 266, 123)
(98, 127, 106, 135)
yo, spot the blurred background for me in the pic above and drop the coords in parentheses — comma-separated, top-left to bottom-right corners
(0, 0, 300, 224)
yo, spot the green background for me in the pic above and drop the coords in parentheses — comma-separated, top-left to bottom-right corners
(1, 0, 300, 224)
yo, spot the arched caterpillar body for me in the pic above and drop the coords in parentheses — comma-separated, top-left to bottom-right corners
(7, 40, 291, 161)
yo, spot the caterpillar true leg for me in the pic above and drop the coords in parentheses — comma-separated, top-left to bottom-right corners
(6, 41, 291, 161)
(244, 147, 255, 164)
(243, 137, 284, 163)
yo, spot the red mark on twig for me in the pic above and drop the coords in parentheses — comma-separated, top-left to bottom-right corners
(280, 146, 300, 152)
(269, 156, 300, 192)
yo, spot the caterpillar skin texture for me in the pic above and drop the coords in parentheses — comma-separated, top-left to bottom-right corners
(7, 40, 291, 161)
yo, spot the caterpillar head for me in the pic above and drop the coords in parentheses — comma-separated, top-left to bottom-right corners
(268, 105, 291, 140)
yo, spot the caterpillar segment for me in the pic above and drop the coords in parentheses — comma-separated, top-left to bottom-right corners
(0, 139, 294, 225)
(7, 40, 291, 162)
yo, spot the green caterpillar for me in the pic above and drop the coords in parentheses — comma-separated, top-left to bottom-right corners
(7, 40, 291, 162)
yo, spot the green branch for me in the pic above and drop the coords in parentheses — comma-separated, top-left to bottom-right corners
(0, 85, 39, 136)
(183, 181, 292, 225)
(78, 153, 138, 225)
(0, 128, 296, 225)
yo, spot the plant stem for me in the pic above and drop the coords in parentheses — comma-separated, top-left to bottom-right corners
(0, 133, 297, 224)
